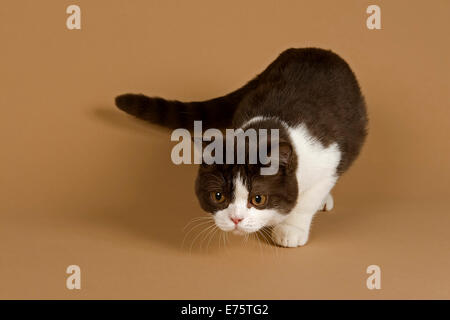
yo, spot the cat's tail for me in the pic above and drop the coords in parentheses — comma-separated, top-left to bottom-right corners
(115, 78, 257, 131)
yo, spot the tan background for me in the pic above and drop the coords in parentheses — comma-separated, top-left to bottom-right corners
(1, 0, 449, 299)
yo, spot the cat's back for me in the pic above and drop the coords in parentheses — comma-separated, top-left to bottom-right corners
(241, 48, 365, 120)
(235, 48, 368, 174)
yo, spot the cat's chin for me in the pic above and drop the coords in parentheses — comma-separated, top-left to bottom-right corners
(231, 229, 247, 236)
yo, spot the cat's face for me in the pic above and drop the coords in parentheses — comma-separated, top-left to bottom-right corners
(195, 143, 298, 234)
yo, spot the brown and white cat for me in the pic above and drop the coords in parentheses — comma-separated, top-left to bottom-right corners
(115, 48, 368, 247)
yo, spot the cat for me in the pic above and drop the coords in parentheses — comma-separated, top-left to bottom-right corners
(115, 48, 368, 247)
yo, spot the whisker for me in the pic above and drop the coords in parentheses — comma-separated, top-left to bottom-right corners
(204, 225, 218, 252)
(244, 233, 249, 246)
(182, 219, 213, 240)
(183, 219, 213, 236)
(182, 216, 213, 232)
(259, 230, 271, 248)
(219, 231, 224, 250)
(222, 231, 230, 255)
(260, 227, 279, 256)
(181, 220, 214, 249)
(254, 231, 264, 256)
(199, 226, 213, 251)
(189, 223, 217, 254)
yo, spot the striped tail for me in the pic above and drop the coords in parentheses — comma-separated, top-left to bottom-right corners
(115, 78, 258, 131)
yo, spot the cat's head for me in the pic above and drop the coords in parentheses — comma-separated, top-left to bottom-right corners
(194, 128, 298, 235)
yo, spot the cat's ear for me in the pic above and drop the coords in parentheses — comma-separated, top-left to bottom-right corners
(266, 138, 295, 174)
(263, 138, 294, 172)
(278, 142, 293, 168)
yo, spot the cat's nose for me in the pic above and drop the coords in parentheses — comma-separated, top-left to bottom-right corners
(230, 217, 243, 225)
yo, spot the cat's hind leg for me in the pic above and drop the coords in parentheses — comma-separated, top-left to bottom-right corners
(321, 193, 334, 212)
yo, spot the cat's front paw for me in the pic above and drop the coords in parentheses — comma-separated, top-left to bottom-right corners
(272, 224, 309, 247)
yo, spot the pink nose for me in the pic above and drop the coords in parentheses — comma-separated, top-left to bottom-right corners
(231, 217, 243, 225)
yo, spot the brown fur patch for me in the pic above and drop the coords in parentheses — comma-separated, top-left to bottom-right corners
(195, 121, 298, 214)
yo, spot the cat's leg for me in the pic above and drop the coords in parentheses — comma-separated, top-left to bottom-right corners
(272, 178, 336, 247)
(272, 212, 314, 247)
(321, 193, 334, 212)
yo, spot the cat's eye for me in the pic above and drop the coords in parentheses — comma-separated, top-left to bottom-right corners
(210, 192, 225, 204)
(251, 194, 267, 207)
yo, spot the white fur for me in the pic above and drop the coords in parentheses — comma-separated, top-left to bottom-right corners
(214, 173, 285, 235)
(322, 193, 334, 211)
(213, 118, 341, 247)
(272, 124, 340, 247)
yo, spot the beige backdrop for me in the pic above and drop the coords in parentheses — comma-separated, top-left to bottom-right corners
(1, 0, 449, 299)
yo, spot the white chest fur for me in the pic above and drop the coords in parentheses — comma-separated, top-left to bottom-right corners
(288, 124, 341, 194)
(271, 123, 341, 247)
